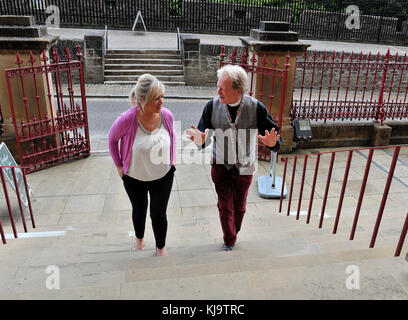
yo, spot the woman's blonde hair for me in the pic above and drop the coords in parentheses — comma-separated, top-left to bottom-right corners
(129, 74, 165, 108)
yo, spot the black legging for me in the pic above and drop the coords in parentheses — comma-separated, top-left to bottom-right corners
(122, 166, 175, 249)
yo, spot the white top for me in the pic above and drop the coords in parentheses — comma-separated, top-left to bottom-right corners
(127, 114, 171, 181)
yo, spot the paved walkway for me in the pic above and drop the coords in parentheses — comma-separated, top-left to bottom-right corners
(78, 83, 217, 99)
(0, 28, 407, 300)
(48, 27, 408, 55)
(1, 135, 407, 299)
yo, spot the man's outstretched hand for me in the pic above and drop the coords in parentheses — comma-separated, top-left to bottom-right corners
(258, 128, 280, 147)
(186, 125, 209, 146)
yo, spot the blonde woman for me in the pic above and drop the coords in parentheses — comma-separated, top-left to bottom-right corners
(108, 74, 176, 256)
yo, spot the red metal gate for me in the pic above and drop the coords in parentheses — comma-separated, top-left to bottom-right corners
(4, 45, 90, 173)
(220, 46, 290, 161)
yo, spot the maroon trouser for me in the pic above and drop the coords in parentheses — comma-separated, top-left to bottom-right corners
(211, 164, 253, 247)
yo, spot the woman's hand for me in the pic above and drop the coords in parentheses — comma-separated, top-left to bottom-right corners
(186, 125, 209, 146)
(117, 166, 124, 178)
(258, 128, 280, 147)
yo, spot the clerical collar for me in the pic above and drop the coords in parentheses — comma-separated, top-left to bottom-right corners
(228, 98, 241, 107)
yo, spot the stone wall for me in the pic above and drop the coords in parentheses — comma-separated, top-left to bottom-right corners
(83, 32, 105, 84)
(51, 37, 84, 83)
(295, 120, 408, 149)
(52, 32, 104, 84)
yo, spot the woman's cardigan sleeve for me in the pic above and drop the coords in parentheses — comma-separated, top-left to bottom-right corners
(108, 112, 131, 167)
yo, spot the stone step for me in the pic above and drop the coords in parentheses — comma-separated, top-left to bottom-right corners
(104, 64, 183, 72)
(106, 64, 183, 71)
(1, 237, 398, 292)
(3, 219, 398, 269)
(3, 217, 402, 260)
(0, 25, 47, 38)
(105, 58, 182, 65)
(2, 249, 405, 300)
(106, 53, 181, 60)
(104, 69, 184, 76)
(104, 80, 186, 86)
(106, 49, 180, 55)
(3, 201, 403, 248)
(0, 15, 36, 26)
(104, 75, 185, 82)
(1, 214, 405, 300)
(250, 29, 299, 41)
(103, 48, 185, 87)
(260, 21, 290, 32)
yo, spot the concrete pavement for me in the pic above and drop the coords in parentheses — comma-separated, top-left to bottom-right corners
(0, 134, 407, 299)
(48, 27, 408, 56)
(0, 28, 407, 300)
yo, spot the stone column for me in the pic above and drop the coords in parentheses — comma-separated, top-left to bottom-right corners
(180, 34, 201, 86)
(240, 21, 310, 154)
(84, 31, 105, 84)
(0, 15, 59, 161)
(371, 123, 392, 147)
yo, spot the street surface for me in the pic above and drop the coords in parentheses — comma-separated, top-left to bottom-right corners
(86, 98, 209, 138)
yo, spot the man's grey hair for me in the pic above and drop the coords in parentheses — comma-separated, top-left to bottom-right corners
(217, 64, 248, 93)
(129, 73, 165, 108)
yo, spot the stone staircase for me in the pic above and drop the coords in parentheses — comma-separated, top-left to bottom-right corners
(0, 154, 407, 300)
(104, 49, 185, 86)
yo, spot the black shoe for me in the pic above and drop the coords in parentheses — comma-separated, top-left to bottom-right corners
(221, 244, 234, 251)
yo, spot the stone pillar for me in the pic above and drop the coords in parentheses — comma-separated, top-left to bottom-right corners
(371, 123, 392, 147)
(180, 34, 201, 86)
(0, 15, 59, 162)
(84, 31, 105, 84)
(240, 21, 310, 154)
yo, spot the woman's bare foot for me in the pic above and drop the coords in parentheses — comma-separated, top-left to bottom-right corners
(156, 247, 168, 256)
(134, 238, 144, 250)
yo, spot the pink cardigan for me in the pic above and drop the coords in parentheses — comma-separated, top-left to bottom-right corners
(108, 106, 177, 174)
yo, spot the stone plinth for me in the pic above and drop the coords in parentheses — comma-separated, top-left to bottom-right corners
(84, 31, 105, 84)
(180, 34, 201, 86)
(240, 21, 310, 154)
(371, 123, 392, 147)
(0, 15, 59, 163)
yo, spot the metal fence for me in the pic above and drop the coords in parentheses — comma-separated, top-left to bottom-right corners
(1, 0, 408, 45)
(291, 49, 408, 124)
(278, 144, 408, 257)
(0, 165, 35, 244)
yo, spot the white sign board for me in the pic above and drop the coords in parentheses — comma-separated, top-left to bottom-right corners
(132, 10, 147, 32)
(0, 142, 32, 207)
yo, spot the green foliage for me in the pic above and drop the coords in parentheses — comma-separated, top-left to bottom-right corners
(169, 0, 182, 16)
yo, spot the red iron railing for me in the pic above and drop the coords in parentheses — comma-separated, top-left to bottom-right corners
(291, 49, 408, 125)
(220, 46, 290, 161)
(4, 45, 90, 174)
(0, 165, 35, 244)
(279, 144, 408, 257)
